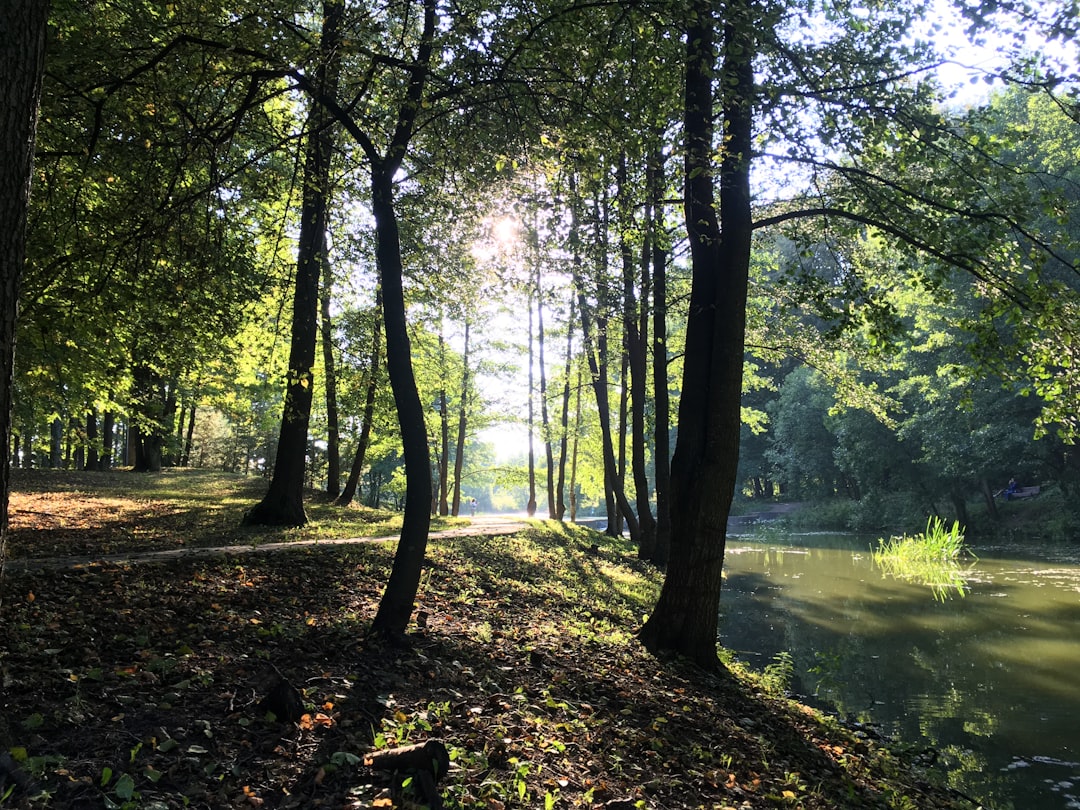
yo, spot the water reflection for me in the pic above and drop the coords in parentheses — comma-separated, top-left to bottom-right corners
(718, 533, 1080, 810)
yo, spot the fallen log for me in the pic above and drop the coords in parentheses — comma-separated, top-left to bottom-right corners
(364, 739, 451, 809)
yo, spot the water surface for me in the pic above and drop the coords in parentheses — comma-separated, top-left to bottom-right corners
(718, 533, 1080, 810)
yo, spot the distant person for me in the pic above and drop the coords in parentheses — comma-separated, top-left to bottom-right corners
(1004, 478, 1018, 500)
(470, 498, 477, 516)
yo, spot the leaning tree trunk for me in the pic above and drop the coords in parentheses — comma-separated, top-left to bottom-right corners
(0, 2, 48, 588)
(369, 163, 433, 638)
(578, 290, 641, 547)
(639, 0, 753, 668)
(337, 290, 382, 506)
(244, 0, 343, 526)
(182, 401, 196, 467)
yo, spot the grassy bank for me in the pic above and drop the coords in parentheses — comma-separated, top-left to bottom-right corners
(0, 470, 975, 808)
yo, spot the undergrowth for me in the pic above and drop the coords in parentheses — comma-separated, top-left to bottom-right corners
(0, 473, 977, 809)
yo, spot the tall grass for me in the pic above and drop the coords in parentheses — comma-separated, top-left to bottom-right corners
(873, 516, 974, 601)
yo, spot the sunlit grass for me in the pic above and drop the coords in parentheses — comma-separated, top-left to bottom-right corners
(873, 516, 975, 601)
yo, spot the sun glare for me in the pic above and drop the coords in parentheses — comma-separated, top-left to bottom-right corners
(472, 214, 521, 263)
(491, 215, 519, 247)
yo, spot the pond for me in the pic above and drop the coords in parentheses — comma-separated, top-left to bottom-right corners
(717, 532, 1080, 810)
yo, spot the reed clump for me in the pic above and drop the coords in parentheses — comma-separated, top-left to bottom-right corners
(873, 516, 974, 600)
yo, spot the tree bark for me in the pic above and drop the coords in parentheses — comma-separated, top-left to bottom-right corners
(615, 319, 629, 537)
(244, 0, 343, 526)
(536, 256, 556, 519)
(86, 409, 99, 471)
(639, 0, 754, 668)
(555, 293, 575, 521)
(526, 287, 537, 517)
(0, 0, 49, 588)
(569, 362, 582, 522)
(321, 228, 341, 498)
(182, 401, 196, 467)
(49, 418, 62, 468)
(648, 89, 672, 570)
(341, 291, 388, 507)
(102, 410, 115, 470)
(437, 325, 450, 516)
(337, 290, 382, 507)
(578, 288, 641, 546)
(451, 319, 470, 517)
(368, 161, 433, 638)
(619, 153, 657, 558)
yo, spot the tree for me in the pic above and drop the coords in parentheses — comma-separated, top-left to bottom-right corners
(1, 0, 49, 598)
(245, 0, 344, 525)
(337, 291, 384, 507)
(639, 0, 1070, 665)
(639, 0, 753, 666)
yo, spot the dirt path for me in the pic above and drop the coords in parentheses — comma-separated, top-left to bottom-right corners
(4, 513, 531, 572)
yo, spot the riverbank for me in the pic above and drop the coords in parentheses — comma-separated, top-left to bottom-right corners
(0, 471, 975, 808)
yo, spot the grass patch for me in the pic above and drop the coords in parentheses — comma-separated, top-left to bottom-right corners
(6, 467, 464, 560)
(873, 516, 975, 600)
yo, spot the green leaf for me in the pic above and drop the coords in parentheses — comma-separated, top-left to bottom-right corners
(101, 766, 113, 787)
(156, 738, 178, 753)
(114, 772, 136, 800)
(21, 713, 44, 730)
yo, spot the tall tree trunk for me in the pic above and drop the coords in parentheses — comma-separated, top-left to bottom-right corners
(618, 153, 657, 556)
(569, 362, 583, 522)
(451, 319, 470, 517)
(616, 332, 629, 537)
(555, 294, 575, 521)
(0, 0, 49, 593)
(950, 486, 970, 530)
(244, 0, 343, 525)
(369, 161, 433, 638)
(437, 325, 450, 516)
(50, 418, 62, 468)
(182, 401, 196, 467)
(86, 409, 99, 471)
(535, 253, 556, 519)
(578, 288, 641, 546)
(176, 402, 187, 457)
(321, 229, 341, 498)
(72, 415, 84, 471)
(526, 287, 537, 516)
(337, 290, 382, 506)
(131, 366, 173, 473)
(639, 0, 754, 668)
(650, 141, 672, 565)
(102, 411, 115, 470)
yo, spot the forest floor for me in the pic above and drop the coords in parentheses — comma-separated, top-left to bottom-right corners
(0, 469, 979, 810)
